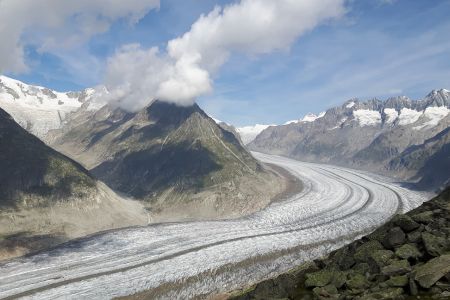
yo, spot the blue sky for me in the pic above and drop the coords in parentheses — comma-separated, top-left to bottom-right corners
(5, 0, 450, 126)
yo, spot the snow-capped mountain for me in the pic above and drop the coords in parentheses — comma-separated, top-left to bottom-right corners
(236, 113, 327, 145)
(236, 124, 275, 145)
(0, 75, 105, 139)
(250, 89, 450, 190)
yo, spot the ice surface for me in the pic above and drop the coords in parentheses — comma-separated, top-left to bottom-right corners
(0, 153, 428, 300)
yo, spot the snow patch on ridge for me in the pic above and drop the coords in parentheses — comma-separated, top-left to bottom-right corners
(353, 109, 382, 126)
(413, 106, 450, 130)
(398, 108, 422, 126)
(383, 108, 399, 124)
(346, 101, 355, 108)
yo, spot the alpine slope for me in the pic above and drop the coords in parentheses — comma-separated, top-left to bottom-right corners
(0, 152, 429, 300)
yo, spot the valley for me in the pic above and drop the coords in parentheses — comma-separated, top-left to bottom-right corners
(0, 1, 449, 299)
(0, 153, 428, 299)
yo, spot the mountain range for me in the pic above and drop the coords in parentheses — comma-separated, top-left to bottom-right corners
(0, 76, 286, 232)
(249, 89, 450, 190)
(1, 74, 449, 261)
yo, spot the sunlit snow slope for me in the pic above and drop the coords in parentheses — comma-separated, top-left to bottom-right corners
(0, 76, 102, 139)
(0, 153, 428, 300)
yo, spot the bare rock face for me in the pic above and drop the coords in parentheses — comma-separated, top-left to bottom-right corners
(0, 108, 148, 260)
(0, 108, 96, 208)
(249, 90, 450, 191)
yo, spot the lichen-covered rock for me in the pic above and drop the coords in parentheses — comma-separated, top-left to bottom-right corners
(368, 224, 389, 243)
(412, 211, 434, 224)
(385, 275, 408, 287)
(422, 232, 449, 257)
(312, 284, 339, 300)
(382, 227, 406, 249)
(381, 259, 411, 276)
(354, 240, 384, 262)
(414, 255, 450, 289)
(395, 244, 422, 260)
(346, 273, 369, 290)
(370, 250, 395, 268)
(332, 246, 355, 270)
(409, 272, 418, 296)
(439, 291, 450, 298)
(407, 230, 422, 243)
(352, 263, 371, 275)
(393, 214, 420, 232)
(380, 288, 406, 298)
(304, 270, 334, 287)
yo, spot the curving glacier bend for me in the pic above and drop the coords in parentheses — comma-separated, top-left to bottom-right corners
(0, 153, 429, 300)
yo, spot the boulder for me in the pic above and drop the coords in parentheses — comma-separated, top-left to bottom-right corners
(304, 270, 334, 287)
(382, 227, 406, 249)
(385, 275, 408, 287)
(407, 230, 422, 243)
(422, 232, 449, 257)
(352, 263, 371, 275)
(412, 211, 434, 224)
(440, 291, 450, 298)
(381, 260, 411, 276)
(354, 240, 384, 262)
(312, 285, 340, 300)
(346, 273, 369, 290)
(332, 247, 355, 270)
(395, 244, 423, 260)
(409, 272, 418, 296)
(370, 250, 395, 268)
(414, 255, 450, 289)
(393, 214, 420, 232)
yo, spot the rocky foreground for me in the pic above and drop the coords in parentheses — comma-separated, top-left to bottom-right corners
(228, 187, 450, 300)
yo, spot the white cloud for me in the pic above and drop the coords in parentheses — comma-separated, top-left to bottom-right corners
(101, 44, 212, 110)
(0, 0, 160, 73)
(104, 0, 346, 110)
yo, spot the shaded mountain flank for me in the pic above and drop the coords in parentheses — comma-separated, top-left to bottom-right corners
(0, 108, 147, 260)
(228, 187, 450, 300)
(249, 90, 450, 191)
(48, 100, 287, 222)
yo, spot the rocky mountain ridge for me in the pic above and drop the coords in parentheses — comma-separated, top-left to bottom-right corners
(250, 90, 450, 190)
(47, 100, 287, 222)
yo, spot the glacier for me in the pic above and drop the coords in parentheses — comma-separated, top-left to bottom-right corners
(0, 153, 429, 300)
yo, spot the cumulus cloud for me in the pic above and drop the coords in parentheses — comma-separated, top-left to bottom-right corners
(0, 0, 160, 73)
(103, 0, 347, 110)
